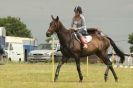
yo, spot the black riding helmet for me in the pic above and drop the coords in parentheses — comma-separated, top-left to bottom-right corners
(74, 6, 82, 14)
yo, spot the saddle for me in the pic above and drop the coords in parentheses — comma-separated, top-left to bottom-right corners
(74, 33, 92, 43)
(71, 28, 102, 43)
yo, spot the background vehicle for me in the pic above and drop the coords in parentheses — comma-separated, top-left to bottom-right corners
(27, 43, 62, 62)
(5, 36, 36, 61)
(5, 42, 24, 61)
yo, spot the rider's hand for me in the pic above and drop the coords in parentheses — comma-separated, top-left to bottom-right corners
(74, 28, 78, 32)
(74, 28, 77, 30)
(70, 27, 78, 32)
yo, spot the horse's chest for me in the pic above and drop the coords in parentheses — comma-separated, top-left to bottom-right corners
(61, 47, 71, 57)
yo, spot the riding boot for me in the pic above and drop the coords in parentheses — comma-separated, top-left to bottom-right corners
(79, 36, 88, 48)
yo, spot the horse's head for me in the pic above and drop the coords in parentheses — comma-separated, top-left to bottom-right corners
(46, 15, 60, 37)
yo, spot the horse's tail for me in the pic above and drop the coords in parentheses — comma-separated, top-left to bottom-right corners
(106, 36, 125, 63)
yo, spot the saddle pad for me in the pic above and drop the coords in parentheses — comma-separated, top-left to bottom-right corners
(85, 35, 92, 43)
(74, 33, 92, 43)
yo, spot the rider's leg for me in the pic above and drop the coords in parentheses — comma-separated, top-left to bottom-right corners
(79, 35, 88, 48)
(77, 32, 88, 48)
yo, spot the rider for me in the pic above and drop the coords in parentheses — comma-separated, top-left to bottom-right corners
(71, 6, 88, 48)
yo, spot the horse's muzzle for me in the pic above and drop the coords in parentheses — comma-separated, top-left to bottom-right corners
(46, 32, 51, 37)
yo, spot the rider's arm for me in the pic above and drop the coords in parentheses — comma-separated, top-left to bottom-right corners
(77, 15, 87, 30)
(71, 17, 79, 31)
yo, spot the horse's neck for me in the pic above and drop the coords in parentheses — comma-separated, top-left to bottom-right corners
(57, 25, 71, 47)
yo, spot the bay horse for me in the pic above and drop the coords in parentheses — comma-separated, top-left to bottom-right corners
(46, 16, 125, 82)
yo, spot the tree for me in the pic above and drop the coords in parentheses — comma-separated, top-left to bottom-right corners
(0, 16, 32, 37)
(128, 33, 133, 53)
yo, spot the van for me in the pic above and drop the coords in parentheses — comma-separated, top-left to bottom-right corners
(4, 36, 36, 62)
(5, 42, 24, 61)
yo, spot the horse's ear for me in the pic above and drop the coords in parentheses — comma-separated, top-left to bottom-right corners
(51, 15, 54, 20)
(56, 16, 59, 21)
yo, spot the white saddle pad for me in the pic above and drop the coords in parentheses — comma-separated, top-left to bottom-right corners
(85, 35, 92, 43)
(74, 33, 92, 43)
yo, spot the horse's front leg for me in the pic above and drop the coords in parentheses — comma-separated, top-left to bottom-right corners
(75, 57, 83, 82)
(54, 56, 65, 82)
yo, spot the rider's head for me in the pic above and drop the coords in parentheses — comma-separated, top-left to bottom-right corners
(74, 6, 82, 14)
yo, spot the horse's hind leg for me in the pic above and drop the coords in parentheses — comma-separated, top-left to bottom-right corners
(54, 56, 65, 82)
(108, 64, 118, 82)
(97, 52, 118, 82)
(104, 67, 109, 82)
(105, 59, 118, 82)
(105, 55, 118, 82)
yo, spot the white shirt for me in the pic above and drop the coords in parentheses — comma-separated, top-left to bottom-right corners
(71, 14, 87, 31)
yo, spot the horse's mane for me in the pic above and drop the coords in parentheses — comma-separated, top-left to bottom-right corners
(59, 21, 75, 34)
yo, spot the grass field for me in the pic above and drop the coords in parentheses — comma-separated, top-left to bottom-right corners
(0, 62, 133, 88)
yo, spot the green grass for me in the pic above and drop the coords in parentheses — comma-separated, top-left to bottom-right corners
(0, 62, 133, 88)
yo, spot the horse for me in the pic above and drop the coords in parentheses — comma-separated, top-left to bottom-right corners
(46, 16, 125, 82)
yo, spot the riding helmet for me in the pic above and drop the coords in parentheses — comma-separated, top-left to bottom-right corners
(74, 6, 82, 14)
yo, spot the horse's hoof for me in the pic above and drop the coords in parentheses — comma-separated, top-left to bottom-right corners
(79, 80, 82, 82)
(79, 77, 83, 82)
(104, 76, 108, 82)
(104, 79, 107, 82)
(115, 79, 118, 82)
(114, 77, 118, 82)
(54, 77, 58, 82)
(54, 79, 56, 82)
(54, 74, 58, 82)
(54, 78, 58, 82)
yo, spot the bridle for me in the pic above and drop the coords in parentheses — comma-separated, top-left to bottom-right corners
(49, 21, 61, 35)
